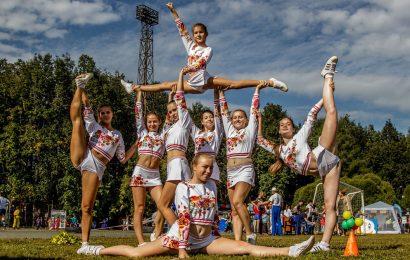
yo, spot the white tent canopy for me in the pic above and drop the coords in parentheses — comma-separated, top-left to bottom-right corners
(362, 201, 400, 234)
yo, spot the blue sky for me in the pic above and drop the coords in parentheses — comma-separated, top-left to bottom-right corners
(1, 0, 409, 133)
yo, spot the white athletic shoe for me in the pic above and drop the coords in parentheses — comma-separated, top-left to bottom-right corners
(150, 232, 156, 242)
(120, 79, 134, 94)
(75, 73, 93, 89)
(76, 244, 105, 255)
(246, 233, 257, 245)
(269, 77, 288, 92)
(321, 56, 338, 78)
(288, 235, 315, 257)
(309, 241, 330, 253)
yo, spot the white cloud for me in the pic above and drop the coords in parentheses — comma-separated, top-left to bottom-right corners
(0, 0, 120, 38)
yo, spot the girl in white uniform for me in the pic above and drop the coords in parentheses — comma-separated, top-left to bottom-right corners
(120, 2, 288, 94)
(257, 56, 340, 252)
(89, 154, 315, 258)
(130, 89, 166, 245)
(155, 68, 194, 228)
(190, 89, 223, 182)
(219, 84, 265, 244)
(69, 73, 137, 255)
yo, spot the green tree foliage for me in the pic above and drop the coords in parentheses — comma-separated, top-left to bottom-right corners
(401, 185, 410, 210)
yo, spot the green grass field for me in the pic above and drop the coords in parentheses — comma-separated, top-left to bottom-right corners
(1, 233, 409, 259)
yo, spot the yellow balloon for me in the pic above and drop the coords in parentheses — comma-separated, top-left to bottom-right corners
(355, 218, 364, 226)
(343, 211, 352, 220)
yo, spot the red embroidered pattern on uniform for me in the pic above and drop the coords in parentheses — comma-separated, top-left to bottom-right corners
(282, 139, 298, 170)
(177, 207, 190, 247)
(130, 175, 148, 186)
(138, 135, 163, 149)
(226, 131, 245, 152)
(162, 235, 179, 249)
(175, 93, 188, 110)
(189, 192, 216, 218)
(194, 134, 214, 151)
(95, 130, 119, 146)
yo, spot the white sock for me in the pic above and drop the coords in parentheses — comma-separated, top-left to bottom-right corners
(325, 74, 333, 79)
(82, 241, 89, 246)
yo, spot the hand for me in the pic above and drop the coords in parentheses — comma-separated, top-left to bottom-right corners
(218, 89, 225, 97)
(181, 66, 190, 75)
(256, 82, 265, 90)
(166, 2, 174, 11)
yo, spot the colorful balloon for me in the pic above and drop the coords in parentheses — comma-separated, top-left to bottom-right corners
(343, 211, 352, 220)
(355, 218, 364, 227)
(342, 220, 350, 230)
(347, 218, 355, 229)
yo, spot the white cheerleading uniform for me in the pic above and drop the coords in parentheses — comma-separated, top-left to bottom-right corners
(220, 89, 259, 188)
(257, 99, 339, 177)
(191, 99, 223, 181)
(174, 18, 213, 93)
(162, 181, 218, 250)
(130, 101, 165, 188)
(164, 91, 192, 181)
(76, 106, 125, 181)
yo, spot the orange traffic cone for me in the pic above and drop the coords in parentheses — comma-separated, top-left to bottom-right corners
(343, 230, 359, 256)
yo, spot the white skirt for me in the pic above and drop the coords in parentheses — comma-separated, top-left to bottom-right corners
(162, 222, 215, 250)
(187, 70, 213, 93)
(130, 164, 162, 187)
(312, 144, 340, 178)
(226, 164, 255, 188)
(77, 149, 106, 181)
(210, 160, 220, 182)
(166, 157, 191, 181)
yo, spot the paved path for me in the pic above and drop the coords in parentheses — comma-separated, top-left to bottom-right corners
(0, 228, 136, 239)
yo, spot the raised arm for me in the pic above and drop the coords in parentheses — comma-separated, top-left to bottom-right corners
(299, 99, 323, 140)
(213, 89, 222, 136)
(174, 69, 193, 128)
(167, 2, 193, 53)
(247, 84, 264, 138)
(83, 106, 98, 134)
(134, 90, 146, 137)
(218, 90, 232, 135)
(116, 134, 137, 164)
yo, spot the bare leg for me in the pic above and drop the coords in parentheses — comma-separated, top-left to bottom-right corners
(207, 77, 264, 90)
(100, 238, 174, 257)
(131, 187, 146, 245)
(321, 162, 340, 244)
(228, 188, 243, 240)
(81, 171, 100, 242)
(69, 87, 87, 167)
(149, 185, 165, 238)
(319, 77, 337, 150)
(230, 182, 253, 236)
(157, 181, 178, 226)
(137, 81, 202, 94)
(203, 237, 289, 256)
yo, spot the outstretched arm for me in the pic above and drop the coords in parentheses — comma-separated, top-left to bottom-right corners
(219, 90, 232, 135)
(256, 110, 278, 155)
(299, 99, 323, 141)
(134, 90, 146, 137)
(248, 84, 265, 138)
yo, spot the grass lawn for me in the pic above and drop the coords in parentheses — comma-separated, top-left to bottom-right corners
(1, 233, 409, 259)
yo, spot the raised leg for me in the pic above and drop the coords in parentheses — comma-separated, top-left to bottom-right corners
(80, 171, 100, 243)
(133, 81, 202, 94)
(69, 87, 87, 167)
(319, 77, 338, 150)
(207, 77, 288, 92)
(131, 187, 146, 245)
(157, 181, 178, 226)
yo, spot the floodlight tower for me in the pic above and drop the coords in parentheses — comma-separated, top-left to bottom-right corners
(136, 4, 158, 85)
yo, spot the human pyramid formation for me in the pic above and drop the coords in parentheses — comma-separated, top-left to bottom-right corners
(70, 3, 340, 258)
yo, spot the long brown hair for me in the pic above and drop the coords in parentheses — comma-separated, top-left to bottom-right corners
(269, 117, 295, 175)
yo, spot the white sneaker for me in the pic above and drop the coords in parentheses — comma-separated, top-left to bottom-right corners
(321, 56, 338, 78)
(269, 77, 288, 92)
(120, 79, 134, 94)
(288, 235, 315, 257)
(309, 241, 330, 253)
(150, 232, 156, 242)
(76, 244, 105, 255)
(75, 73, 93, 88)
(246, 233, 257, 245)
